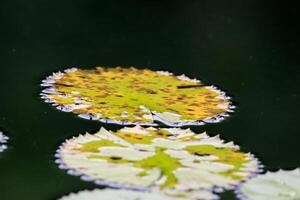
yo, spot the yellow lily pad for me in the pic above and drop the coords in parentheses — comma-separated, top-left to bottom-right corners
(56, 126, 259, 199)
(41, 67, 234, 126)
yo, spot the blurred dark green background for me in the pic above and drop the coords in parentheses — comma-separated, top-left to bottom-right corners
(0, 1, 299, 200)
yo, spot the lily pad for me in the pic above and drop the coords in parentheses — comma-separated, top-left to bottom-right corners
(56, 126, 259, 199)
(41, 67, 234, 126)
(57, 188, 216, 200)
(237, 169, 300, 200)
(0, 131, 8, 152)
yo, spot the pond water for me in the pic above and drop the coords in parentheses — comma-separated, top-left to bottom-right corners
(0, 1, 299, 200)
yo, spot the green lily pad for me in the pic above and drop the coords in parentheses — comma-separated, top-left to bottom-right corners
(237, 169, 300, 200)
(41, 67, 234, 126)
(56, 126, 259, 199)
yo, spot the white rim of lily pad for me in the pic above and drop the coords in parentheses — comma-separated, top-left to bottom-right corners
(235, 168, 300, 200)
(41, 67, 235, 127)
(0, 131, 8, 152)
(57, 188, 218, 200)
(55, 127, 262, 194)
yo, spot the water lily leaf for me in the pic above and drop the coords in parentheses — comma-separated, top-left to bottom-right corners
(56, 126, 259, 199)
(0, 131, 8, 152)
(57, 188, 216, 200)
(41, 67, 234, 126)
(237, 169, 300, 200)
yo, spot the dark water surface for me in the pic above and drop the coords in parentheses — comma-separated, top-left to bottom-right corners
(0, 1, 299, 200)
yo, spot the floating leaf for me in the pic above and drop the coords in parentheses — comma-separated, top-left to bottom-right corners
(0, 131, 8, 152)
(56, 126, 259, 199)
(237, 169, 300, 200)
(41, 67, 234, 126)
(57, 188, 217, 200)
